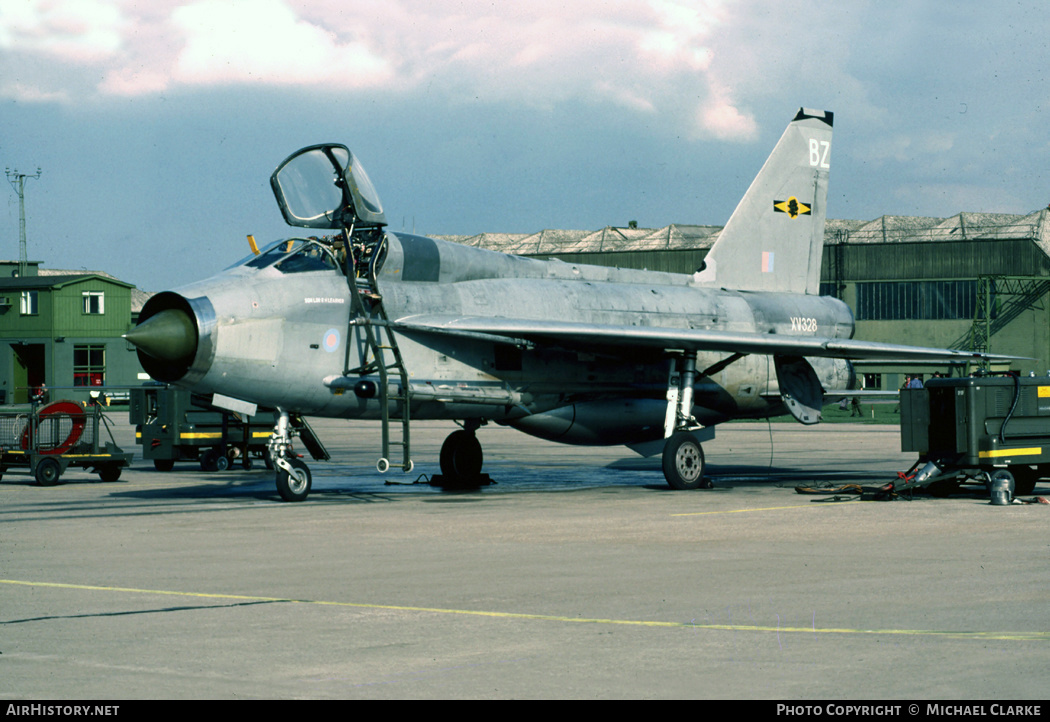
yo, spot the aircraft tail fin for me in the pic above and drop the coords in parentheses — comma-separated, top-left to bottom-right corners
(695, 108, 833, 295)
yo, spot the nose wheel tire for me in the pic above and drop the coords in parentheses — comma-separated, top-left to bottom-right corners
(662, 432, 711, 490)
(275, 457, 312, 502)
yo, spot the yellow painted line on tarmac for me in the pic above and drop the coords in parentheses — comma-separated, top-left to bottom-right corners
(671, 502, 859, 517)
(2, 578, 1045, 642)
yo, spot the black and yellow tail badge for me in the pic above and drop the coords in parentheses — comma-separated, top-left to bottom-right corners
(773, 197, 811, 219)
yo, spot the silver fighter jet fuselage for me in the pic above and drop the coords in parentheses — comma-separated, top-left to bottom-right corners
(139, 234, 854, 427)
(126, 109, 1009, 500)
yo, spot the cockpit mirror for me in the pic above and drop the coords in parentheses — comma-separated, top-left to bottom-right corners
(270, 144, 387, 229)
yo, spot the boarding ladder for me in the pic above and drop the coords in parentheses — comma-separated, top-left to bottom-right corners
(342, 229, 412, 472)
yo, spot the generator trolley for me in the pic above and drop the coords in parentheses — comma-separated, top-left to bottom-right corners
(896, 375, 1050, 497)
(130, 385, 329, 472)
(130, 385, 275, 471)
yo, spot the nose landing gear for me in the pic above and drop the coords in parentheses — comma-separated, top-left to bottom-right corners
(271, 409, 312, 501)
(275, 456, 312, 502)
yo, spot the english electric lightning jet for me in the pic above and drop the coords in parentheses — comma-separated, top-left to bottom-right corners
(125, 108, 1006, 501)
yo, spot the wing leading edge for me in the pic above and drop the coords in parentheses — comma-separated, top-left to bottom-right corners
(393, 315, 1020, 363)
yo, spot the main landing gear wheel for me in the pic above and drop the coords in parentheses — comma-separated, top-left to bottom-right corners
(438, 430, 484, 489)
(662, 432, 711, 490)
(275, 457, 312, 502)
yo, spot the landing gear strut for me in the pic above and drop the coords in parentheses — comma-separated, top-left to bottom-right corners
(271, 409, 312, 502)
(662, 353, 714, 490)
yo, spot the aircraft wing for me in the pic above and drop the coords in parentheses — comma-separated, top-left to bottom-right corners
(393, 314, 1019, 363)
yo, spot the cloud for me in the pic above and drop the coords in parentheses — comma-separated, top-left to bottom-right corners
(0, 0, 761, 141)
(1, 81, 70, 103)
(891, 182, 1030, 216)
(639, 0, 722, 72)
(857, 131, 957, 165)
(698, 85, 758, 141)
(170, 0, 392, 88)
(100, 68, 172, 96)
(0, 0, 124, 63)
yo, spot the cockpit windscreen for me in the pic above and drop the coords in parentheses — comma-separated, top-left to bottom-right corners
(236, 238, 340, 274)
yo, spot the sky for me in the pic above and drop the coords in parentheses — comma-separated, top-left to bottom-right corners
(2, 0, 1049, 291)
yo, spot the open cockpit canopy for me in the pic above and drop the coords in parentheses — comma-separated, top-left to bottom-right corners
(270, 144, 386, 230)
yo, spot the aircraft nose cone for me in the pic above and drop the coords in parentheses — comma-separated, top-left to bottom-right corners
(124, 308, 197, 361)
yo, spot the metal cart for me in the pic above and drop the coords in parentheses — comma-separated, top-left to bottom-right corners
(0, 400, 133, 486)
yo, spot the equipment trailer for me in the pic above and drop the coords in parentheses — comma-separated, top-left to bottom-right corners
(0, 400, 133, 486)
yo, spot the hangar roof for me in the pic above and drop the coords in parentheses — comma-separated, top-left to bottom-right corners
(437, 208, 1050, 256)
(836, 211, 1049, 245)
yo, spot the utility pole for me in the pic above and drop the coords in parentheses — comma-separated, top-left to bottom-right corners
(6, 167, 42, 277)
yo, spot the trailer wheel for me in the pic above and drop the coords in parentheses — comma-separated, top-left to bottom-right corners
(35, 458, 62, 486)
(200, 449, 226, 472)
(1010, 465, 1037, 496)
(200, 452, 215, 471)
(153, 459, 175, 472)
(98, 464, 122, 482)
